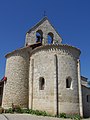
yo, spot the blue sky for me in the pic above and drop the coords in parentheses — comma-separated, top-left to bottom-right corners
(0, 0, 90, 80)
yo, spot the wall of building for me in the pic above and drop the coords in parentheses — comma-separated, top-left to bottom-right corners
(29, 44, 80, 115)
(82, 85, 90, 118)
(29, 50, 55, 114)
(58, 54, 79, 114)
(2, 48, 31, 108)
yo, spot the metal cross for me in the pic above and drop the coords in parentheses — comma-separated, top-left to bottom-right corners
(44, 11, 46, 17)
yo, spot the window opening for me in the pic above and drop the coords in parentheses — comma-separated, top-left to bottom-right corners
(36, 30, 43, 43)
(87, 95, 90, 102)
(66, 77, 72, 88)
(48, 32, 53, 44)
(39, 77, 45, 90)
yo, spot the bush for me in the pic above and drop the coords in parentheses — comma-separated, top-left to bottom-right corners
(22, 109, 30, 113)
(40, 111, 47, 116)
(5, 108, 13, 113)
(67, 114, 81, 120)
(34, 110, 47, 116)
(21, 109, 48, 116)
(59, 113, 66, 118)
(72, 114, 81, 120)
(14, 106, 22, 113)
(34, 110, 40, 115)
(29, 109, 36, 114)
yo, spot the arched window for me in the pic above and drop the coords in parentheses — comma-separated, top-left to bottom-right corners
(39, 77, 45, 90)
(48, 32, 54, 44)
(36, 30, 43, 43)
(66, 77, 72, 88)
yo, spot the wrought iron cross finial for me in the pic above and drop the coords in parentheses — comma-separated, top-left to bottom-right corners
(44, 11, 46, 17)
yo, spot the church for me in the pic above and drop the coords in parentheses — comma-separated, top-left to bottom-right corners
(0, 17, 90, 117)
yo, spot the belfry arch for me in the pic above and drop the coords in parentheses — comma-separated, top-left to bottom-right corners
(47, 32, 54, 44)
(36, 30, 43, 43)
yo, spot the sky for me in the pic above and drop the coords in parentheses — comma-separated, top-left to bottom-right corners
(0, 0, 90, 80)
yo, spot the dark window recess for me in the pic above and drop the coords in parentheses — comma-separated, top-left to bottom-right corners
(39, 77, 45, 90)
(66, 77, 72, 88)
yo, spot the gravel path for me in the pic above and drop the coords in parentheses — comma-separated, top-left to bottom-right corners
(0, 114, 72, 120)
(0, 114, 89, 120)
(0, 115, 7, 120)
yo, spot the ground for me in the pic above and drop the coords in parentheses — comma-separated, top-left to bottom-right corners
(0, 114, 89, 120)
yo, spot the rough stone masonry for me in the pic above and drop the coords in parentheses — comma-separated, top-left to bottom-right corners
(1, 17, 90, 118)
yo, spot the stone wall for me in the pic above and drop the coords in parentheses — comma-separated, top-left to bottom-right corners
(29, 44, 81, 115)
(2, 48, 31, 108)
(58, 54, 79, 114)
(29, 51, 55, 114)
(25, 19, 62, 46)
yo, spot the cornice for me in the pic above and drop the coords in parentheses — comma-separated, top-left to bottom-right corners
(30, 44, 81, 59)
(5, 44, 81, 59)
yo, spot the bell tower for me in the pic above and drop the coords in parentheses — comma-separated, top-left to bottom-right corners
(25, 17, 62, 46)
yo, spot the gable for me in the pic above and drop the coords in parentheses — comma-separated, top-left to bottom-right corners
(25, 17, 62, 46)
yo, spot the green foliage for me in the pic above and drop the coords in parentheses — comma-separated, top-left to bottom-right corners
(25, 109, 48, 116)
(59, 113, 66, 118)
(21, 109, 30, 113)
(4, 108, 49, 116)
(5, 108, 13, 113)
(14, 106, 22, 113)
(58, 113, 81, 120)
(5, 107, 46, 115)
(5, 106, 23, 113)
(71, 114, 81, 120)
(4, 107, 82, 120)
(35, 110, 47, 116)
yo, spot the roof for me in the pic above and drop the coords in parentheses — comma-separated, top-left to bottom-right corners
(26, 16, 62, 39)
(81, 76, 88, 81)
(82, 84, 90, 89)
(5, 42, 42, 58)
(27, 17, 48, 33)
